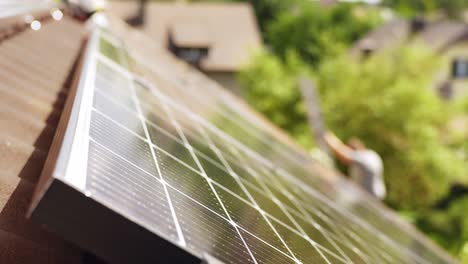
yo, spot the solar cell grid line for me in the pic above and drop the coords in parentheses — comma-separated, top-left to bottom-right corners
(266, 216, 345, 264)
(286, 208, 355, 264)
(93, 85, 201, 176)
(312, 212, 382, 263)
(163, 107, 261, 202)
(299, 203, 377, 258)
(240, 179, 299, 228)
(156, 110, 303, 262)
(177, 114, 315, 263)
(325, 210, 394, 263)
(91, 121, 255, 262)
(300, 210, 380, 263)
(173, 104, 349, 264)
(296, 189, 410, 260)
(155, 97, 260, 264)
(165, 186, 257, 263)
(226, 148, 310, 234)
(98, 33, 189, 248)
(295, 190, 428, 264)
(154, 84, 340, 264)
(103, 39, 266, 264)
(236, 178, 347, 264)
(125, 57, 188, 248)
(93, 89, 145, 136)
(326, 205, 427, 263)
(95, 73, 261, 216)
(267, 170, 403, 264)
(133, 73, 286, 184)
(89, 129, 255, 263)
(125, 49, 292, 169)
(86, 138, 179, 243)
(278, 169, 402, 262)
(174, 81, 287, 159)
(97, 76, 193, 156)
(193, 148, 340, 260)
(252, 167, 314, 218)
(352, 200, 432, 255)
(162, 103, 230, 167)
(265, 174, 362, 264)
(133, 88, 300, 262)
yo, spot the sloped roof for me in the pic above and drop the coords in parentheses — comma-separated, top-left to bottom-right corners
(0, 11, 84, 263)
(350, 18, 410, 55)
(107, 2, 262, 72)
(169, 21, 211, 48)
(417, 20, 468, 51)
(352, 18, 468, 55)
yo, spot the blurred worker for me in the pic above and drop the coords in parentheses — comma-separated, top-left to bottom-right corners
(324, 132, 386, 200)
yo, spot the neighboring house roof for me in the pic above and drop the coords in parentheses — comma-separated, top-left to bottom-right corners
(107, 2, 262, 72)
(170, 21, 211, 48)
(350, 18, 410, 55)
(352, 18, 468, 55)
(417, 21, 468, 51)
(0, 11, 84, 263)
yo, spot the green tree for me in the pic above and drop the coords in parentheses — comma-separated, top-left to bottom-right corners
(239, 50, 314, 148)
(315, 45, 466, 208)
(266, 2, 380, 66)
(241, 45, 466, 208)
(231, 0, 298, 33)
(382, 0, 468, 18)
(416, 196, 468, 257)
(239, 45, 468, 257)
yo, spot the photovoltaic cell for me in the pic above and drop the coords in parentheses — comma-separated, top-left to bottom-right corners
(168, 187, 255, 264)
(29, 21, 457, 264)
(87, 141, 178, 242)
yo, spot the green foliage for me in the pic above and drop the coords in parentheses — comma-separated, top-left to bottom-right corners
(230, 0, 298, 33)
(416, 197, 468, 256)
(238, 50, 314, 148)
(266, 2, 380, 66)
(382, 0, 468, 18)
(241, 45, 466, 208)
(237, 0, 468, 257)
(240, 42, 468, 258)
(382, 0, 438, 17)
(461, 242, 468, 264)
(315, 45, 466, 208)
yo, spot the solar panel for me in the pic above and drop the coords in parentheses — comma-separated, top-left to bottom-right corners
(29, 18, 456, 264)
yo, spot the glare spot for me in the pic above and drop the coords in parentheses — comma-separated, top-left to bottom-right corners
(92, 13, 109, 27)
(30, 20, 41, 31)
(24, 14, 33, 24)
(51, 9, 63, 21)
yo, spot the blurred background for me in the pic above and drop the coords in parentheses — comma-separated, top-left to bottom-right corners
(236, 0, 468, 261)
(105, 0, 468, 261)
(237, 0, 468, 260)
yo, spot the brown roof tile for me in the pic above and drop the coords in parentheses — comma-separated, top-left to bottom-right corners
(0, 12, 85, 264)
(418, 21, 468, 51)
(350, 18, 410, 55)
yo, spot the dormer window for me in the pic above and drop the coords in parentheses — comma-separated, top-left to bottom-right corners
(171, 46, 209, 67)
(167, 22, 211, 68)
(452, 58, 468, 79)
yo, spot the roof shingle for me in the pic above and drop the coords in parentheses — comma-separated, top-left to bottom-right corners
(0, 13, 85, 264)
